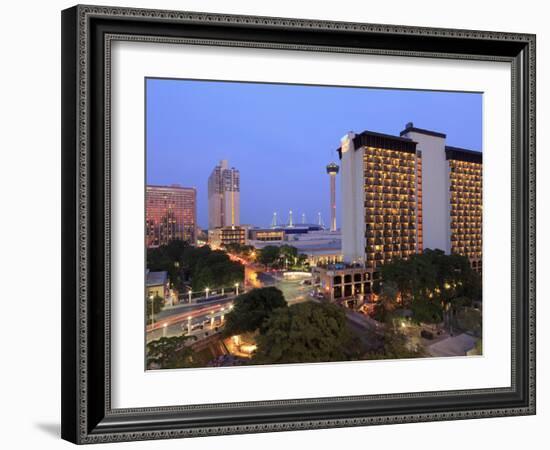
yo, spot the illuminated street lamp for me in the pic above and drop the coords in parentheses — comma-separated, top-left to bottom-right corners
(235, 282, 239, 296)
(163, 323, 168, 337)
(205, 287, 210, 299)
(188, 288, 192, 303)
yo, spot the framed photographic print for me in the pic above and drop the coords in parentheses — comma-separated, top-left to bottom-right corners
(61, 4, 536, 444)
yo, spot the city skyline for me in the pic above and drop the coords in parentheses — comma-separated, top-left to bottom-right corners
(146, 78, 482, 229)
(145, 80, 485, 369)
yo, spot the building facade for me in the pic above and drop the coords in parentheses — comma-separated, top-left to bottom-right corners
(339, 130, 422, 269)
(208, 160, 240, 229)
(248, 228, 285, 242)
(400, 125, 482, 274)
(313, 264, 375, 308)
(208, 226, 247, 247)
(146, 184, 197, 248)
(445, 146, 483, 274)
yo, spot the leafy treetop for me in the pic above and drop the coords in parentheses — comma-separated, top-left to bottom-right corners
(223, 287, 287, 336)
(253, 302, 358, 364)
(146, 335, 195, 369)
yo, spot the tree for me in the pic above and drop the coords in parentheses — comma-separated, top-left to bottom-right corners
(253, 302, 359, 364)
(367, 323, 426, 360)
(191, 249, 244, 292)
(224, 243, 255, 259)
(147, 240, 244, 293)
(147, 239, 191, 291)
(146, 335, 195, 369)
(296, 253, 309, 268)
(379, 248, 482, 332)
(223, 287, 287, 336)
(258, 246, 280, 268)
(279, 245, 298, 268)
(411, 297, 443, 327)
(380, 257, 418, 304)
(147, 294, 164, 324)
(372, 281, 399, 323)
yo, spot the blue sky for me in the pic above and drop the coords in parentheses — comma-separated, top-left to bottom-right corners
(146, 78, 482, 229)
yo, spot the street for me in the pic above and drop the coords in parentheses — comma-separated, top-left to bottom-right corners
(147, 297, 234, 343)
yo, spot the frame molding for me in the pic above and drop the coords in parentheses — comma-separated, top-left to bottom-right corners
(61, 4, 536, 444)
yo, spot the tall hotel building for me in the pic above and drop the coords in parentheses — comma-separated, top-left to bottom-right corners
(400, 124, 482, 274)
(318, 124, 482, 305)
(207, 160, 240, 229)
(339, 130, 423, 269)
(145, 185, 197, 248)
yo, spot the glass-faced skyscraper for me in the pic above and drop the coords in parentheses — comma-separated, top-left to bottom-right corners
(208, 160, 240, 229)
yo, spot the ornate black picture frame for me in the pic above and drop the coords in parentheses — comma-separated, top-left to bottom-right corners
(61, 4, 536, 444)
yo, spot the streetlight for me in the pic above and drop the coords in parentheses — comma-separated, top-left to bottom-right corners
(148, 294, 155, 326)
(188, 288, 192, 303)
(163, 323, 168, 337)
(235, 282, 239, 296)
(205, 287, 210, 299)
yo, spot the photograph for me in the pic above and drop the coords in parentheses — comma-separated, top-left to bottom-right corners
(144, 78, 483, 370)
(57, 4, 537, 444)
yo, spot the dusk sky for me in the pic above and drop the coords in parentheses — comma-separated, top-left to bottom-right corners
(146, 78, 482, 230)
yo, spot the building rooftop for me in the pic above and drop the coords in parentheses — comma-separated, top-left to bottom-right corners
(316, 261, 365, 271)
(445, 145, 482, 163)
(335, 124, 482, 163)
(146, 184, 196, 191)
(399, 123, 447, 139)
(272, 224, 324, 232)
(337, 129, 417, 158)
(146, 270, 168, 287)
(357, 129, 415, 143)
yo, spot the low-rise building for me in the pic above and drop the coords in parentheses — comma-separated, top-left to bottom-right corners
(299, 247, 343, 267)
(248, 228, 285, 242)
(208, 226, 247, 247)
(146, 270, 169, 300)
(313, 263, 377, 309)
(250, 229, 343, 267)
